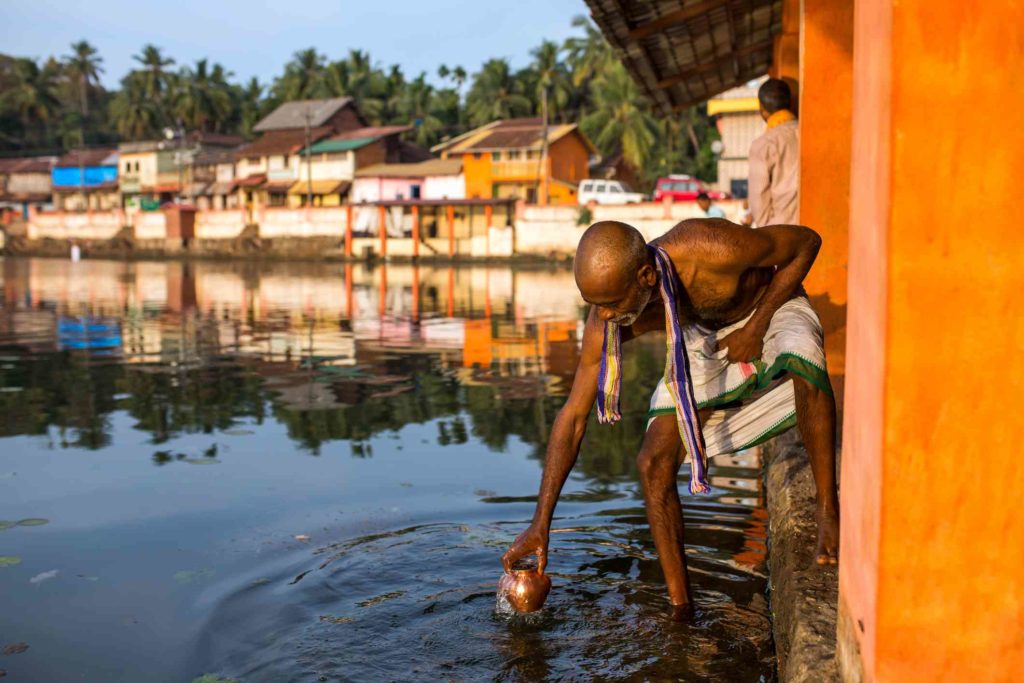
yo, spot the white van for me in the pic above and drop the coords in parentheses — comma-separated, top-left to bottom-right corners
(577, 179, 646, 205)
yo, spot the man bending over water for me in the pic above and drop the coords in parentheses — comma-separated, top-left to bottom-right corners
(502, 219, 839, 615)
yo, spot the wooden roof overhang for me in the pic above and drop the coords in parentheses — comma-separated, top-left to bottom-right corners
(585, 0, 781, 113)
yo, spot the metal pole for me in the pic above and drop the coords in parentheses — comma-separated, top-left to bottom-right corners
(305, 106, 313, 208)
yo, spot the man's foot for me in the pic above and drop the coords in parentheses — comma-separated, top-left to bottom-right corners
(815, 506, 839, 565)
(669, 601, 694, 622)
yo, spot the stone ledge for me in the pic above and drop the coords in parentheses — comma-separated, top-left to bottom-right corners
(763, 430, 839, 682)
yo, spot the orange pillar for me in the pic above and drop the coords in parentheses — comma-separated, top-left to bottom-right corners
(344, 263, 354, 320)
(411, 264, 420, 322)
(447, 204, 456, 258)
(411, 205, 420, 259)
(345, 204, 353, 258)
(799, 0, 854, 407)
(378, 205, 387, 259)
(484, 204, 493, 259)
(378, 263, 387, 318)
(770, 0, 801, 108)
(840, 1, 1024, 680)
(446, 267, 454, 318)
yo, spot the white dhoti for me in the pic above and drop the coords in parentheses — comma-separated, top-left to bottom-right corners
(647, 294, 831, 458)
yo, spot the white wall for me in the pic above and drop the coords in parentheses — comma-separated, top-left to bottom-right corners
(134, 211, 167, 240)
(423, 174, 465, 200)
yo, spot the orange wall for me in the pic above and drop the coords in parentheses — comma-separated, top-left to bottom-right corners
(462, 152, 493, 199)
(799, 0, 854, 406)
(842, 0, 1024, 680)
(549, 133, 590, 185)
(770, 0, 801, 109)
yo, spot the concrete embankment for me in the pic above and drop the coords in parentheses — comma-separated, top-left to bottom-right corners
(764, 430, 840, 682)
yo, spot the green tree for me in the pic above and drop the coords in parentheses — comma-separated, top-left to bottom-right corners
(63, 40, 104, 118)
(132, 44, 176, 100)
(0, 57, 61, 146)
(271, 48, 326, 103)
(109, 71, 162, 139)
(398, 73, 444, 147)
(580, 61, 659, 172)
(173, 59, 232, 132)
(465, 59, 532, 126)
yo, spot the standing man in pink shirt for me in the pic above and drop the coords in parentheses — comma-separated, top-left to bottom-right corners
(748, 79, 799, 227)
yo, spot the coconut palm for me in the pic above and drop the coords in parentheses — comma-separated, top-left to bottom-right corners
(63, 40, 104, 117)
(234, 77, 264, 138)
(398, 73, 444, 147)
(271, 48, 326, 102)
(173, 59, 232, 132)
(465, 59, 532, 126)
(132, 44, 175, 100)
(580, 61, 659, 171)
(322, 50, 385, 122)
(0, 58, 61, 144)
(110, 71, 162, 139)
(530, 40, 570, 121)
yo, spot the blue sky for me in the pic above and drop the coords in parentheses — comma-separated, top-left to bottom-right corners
(2, 0, 587, 89)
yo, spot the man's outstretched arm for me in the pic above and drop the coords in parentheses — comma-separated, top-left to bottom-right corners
(501, 308, 605, 572)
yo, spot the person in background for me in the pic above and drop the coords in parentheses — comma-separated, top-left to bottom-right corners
(748, 79, 799, 227)
(696, 191, 726, 219)
(739, 198, 754, 226)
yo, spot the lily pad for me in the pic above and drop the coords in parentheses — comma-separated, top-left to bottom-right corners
(173, 568, 215, 584)
(17, 518, 49, 527)
(0, 557, 22, 568)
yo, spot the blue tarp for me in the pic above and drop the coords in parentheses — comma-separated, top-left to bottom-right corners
(52, 166, 118, 188)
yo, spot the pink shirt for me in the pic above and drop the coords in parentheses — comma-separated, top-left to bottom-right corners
(748, 119, 800, 227)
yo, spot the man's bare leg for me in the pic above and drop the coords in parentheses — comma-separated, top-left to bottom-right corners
(792, 375, 840, 565)
(636, 414, 692, 616)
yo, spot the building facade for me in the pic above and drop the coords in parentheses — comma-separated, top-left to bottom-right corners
(51, 149, 119, 211)
(707, 79, 767, 198)
(432, 119, 595, 205)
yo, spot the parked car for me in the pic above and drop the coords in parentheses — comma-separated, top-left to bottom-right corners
(577, 179, 646, 205)
(652, 175, 728, 202)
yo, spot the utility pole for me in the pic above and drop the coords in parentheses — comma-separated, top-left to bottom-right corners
(304, 106, 313, 208)
(539, 86, 549, 206)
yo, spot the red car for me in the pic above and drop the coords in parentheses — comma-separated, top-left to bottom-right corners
(652, 175, 729, 202)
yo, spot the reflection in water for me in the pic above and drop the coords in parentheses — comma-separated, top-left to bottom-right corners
(0, 257, 774, 682)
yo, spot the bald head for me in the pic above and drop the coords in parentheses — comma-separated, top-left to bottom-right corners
(575, 221, 648, 293)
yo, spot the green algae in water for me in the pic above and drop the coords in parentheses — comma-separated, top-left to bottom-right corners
(0, 521, 16, 531)
(17, 518, 50, 527)
(0, 556, 22, 567)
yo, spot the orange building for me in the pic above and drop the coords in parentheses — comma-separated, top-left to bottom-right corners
(587, 0, 1024, 680)
(431, 118, 596, 205)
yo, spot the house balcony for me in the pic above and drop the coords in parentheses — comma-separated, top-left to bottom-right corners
(491, 159, 548, 180)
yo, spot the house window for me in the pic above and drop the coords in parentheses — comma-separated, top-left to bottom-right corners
(492, 151, 501, 161)
(124, 161, 130, 173)
(410, 185, 421, 199)
(473, 153, 482, 160)
(526, 187, 537, 203)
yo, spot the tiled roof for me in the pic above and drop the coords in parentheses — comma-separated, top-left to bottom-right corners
(432, 121, 594, 154)
(253, 97, 356, 132)
(355, 158, 463, 178)
(0, 156, 57, 173)
(55, 149, 118, 168)
(235, 128, 333, 158)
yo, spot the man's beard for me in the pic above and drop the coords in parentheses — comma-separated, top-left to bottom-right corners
(611, 283, 654, 326)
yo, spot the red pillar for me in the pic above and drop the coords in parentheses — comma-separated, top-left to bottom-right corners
(411, 205, 420, 259)
(345, 204, 353, 258)
(447, 204, 455, 258)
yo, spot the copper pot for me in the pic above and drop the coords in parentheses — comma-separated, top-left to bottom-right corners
(498, 560, 552, 613)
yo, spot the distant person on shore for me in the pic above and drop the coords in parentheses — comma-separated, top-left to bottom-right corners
(739, 198, 754, 226)
(696, 191, 726, 219)
(749, 79, 799, 227)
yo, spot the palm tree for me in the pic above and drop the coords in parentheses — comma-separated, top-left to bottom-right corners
(132, 44, 175, 100)
(272, 48, 326, 102)
(580, 61, 659, 172)
(398, 73, 444, 147)
(174, 59, 232, 132)
(322, 50, 385, 122)
(0, 58, 61, 145)
(110, 71, 161, 139)
(465, 59, 532, 126)
(63, 40, 104, 117)
(530, 40, 570, 121)
(234, 77, 264, 138)
(564, 15, 614, 121)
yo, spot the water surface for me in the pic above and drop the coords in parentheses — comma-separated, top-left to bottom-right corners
(0, 257, 773, 682)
